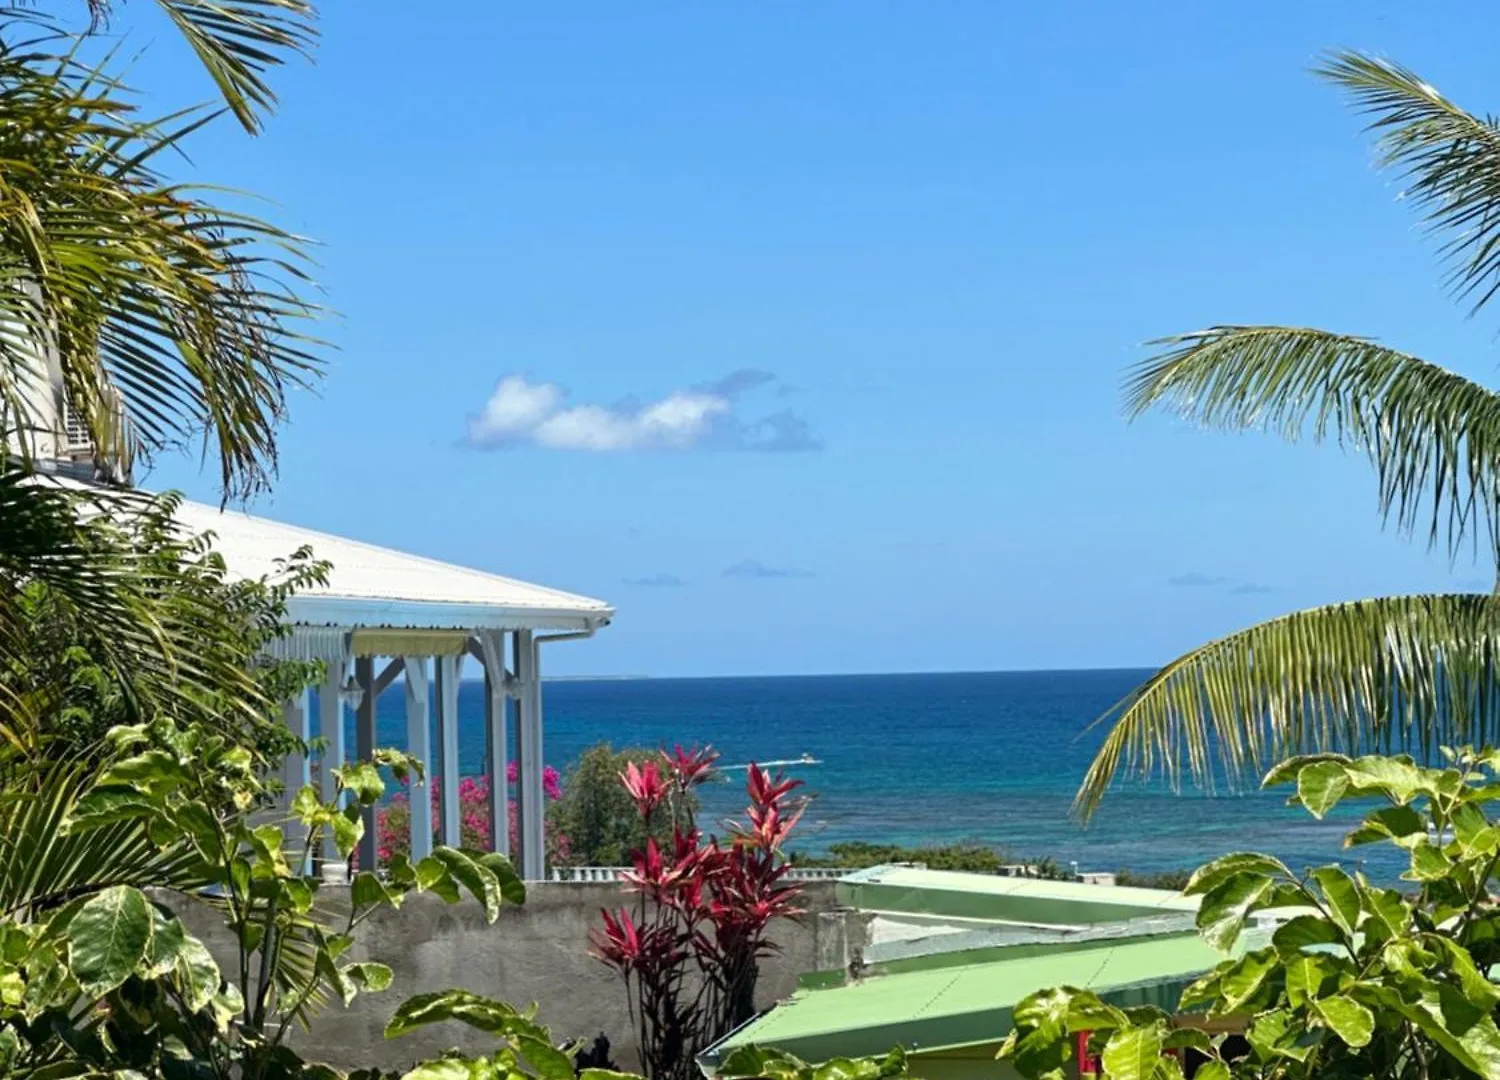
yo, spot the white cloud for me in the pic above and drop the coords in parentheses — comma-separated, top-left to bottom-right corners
(465, 371, 820, 453)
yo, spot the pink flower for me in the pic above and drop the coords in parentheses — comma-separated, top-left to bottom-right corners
(621, 761, 668, 818)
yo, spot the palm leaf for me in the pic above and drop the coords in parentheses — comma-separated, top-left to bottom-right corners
(0, 474, 280, 752)
(1128, 326, 1500, 562)
(0, 34, 322, 500)
(1318, 51, 1500, 315)
(65, 0, 317, 134)
(0, 759, 210, 915)
(1074, 594, 1500, 820)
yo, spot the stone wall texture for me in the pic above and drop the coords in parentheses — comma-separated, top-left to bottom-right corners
(169, 881, 850, 1073)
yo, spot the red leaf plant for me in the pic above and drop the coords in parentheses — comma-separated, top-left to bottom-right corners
(590, 745, 806, 1080)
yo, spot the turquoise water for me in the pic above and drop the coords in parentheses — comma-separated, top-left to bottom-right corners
(328, 669, 1400, 879)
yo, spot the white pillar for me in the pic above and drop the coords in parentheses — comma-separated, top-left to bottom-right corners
(404, 656, 433, 861)
(515, 629, 544, 881)
(281, 689, 311, 870)
(479, 630, 511, 858)
(319, 659, 351, 877)
(436, 653, 461, 846)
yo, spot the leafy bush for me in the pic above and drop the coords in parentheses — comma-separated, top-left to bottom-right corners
(553, 743, 696, 866)
(795, 841, 1071, 880)
(1114, 867, 1194, 891)
(1001, 748, 1500, 1080)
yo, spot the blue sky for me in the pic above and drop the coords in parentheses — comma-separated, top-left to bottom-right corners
(132, 2, 1500, 676)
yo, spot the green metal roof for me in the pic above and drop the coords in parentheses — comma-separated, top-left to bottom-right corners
(702, 931, 1245, 1068)
(836, 866, 1198, 927)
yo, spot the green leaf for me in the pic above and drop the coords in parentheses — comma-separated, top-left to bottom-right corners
(476, 852, 527, 906)
(290, 784, 323, 822)
(430, 848, 502, 921)
(1272, 914, 1342, 953)
(1183, 852, 1291, 897)
(385, 989, 523, 1039)
(174, 935, 221, 1013)
(1193, 1063, 1230, 1080)
(338, 763, 385, 804)
(1430, 937, 1500, 1010)
(282, 877, 315, 914)
(1217, 949, 1278, 1013)
(1247, 1008, 1310, 1063)
(1343, 755, 1435, 804)
(1406, 840, 1451, 881)
(1360, 881, 1413, 940)
(249, 824, 293, 878)
(331, 812, 363, 859)
(517, 1035, 575, 1080)
(1345, 804, 1425, 847)
(398, 1061, 472, 1080)
(344, 962, 394, 993)
(1285, 954, 1337, 1008)
(1196, 871, 1275, 951)
(142, 907, 186, 978)
(351, 871, 400, 911)
(67, 885, 153, 995)
(1309, 866, 1360, 937)
(1101, 1023, 1164, 1080)
(1297, 761, 1349, 818)
(99, 751, 190, 794)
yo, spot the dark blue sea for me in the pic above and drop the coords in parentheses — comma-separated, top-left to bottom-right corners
(330, 669, 1401, 880)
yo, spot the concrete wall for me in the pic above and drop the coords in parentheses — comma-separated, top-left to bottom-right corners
(171, 881, 848, 1073)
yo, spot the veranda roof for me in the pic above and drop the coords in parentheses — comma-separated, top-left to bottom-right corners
(168, 495, 614, 634)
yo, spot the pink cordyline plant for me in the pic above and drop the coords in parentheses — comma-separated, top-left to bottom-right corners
(589, 745, 805, 1080)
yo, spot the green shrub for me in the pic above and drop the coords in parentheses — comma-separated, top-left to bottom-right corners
(552, 743, 696, 866)
(1113, 867, 1193, 891)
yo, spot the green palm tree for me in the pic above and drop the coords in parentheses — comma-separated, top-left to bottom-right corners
(0, 3, 319, 745)
(1077, 53, 1500, 819)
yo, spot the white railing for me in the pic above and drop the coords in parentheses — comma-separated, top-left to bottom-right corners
(547, 864, 1120, 886)
(549, 865, 851, 884)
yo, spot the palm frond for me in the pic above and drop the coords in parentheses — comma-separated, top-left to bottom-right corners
(1318, 51, 1500, 315)
(0, 474, 279, 752)
(0, 33, 323, 500)
(1128, 326, 1500, 561)
(1074, 594, 1500, 821)
(0, 759, 210, 914)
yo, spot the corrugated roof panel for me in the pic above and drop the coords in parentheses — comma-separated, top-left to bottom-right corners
(167, 497, 613, 629)
(703, 932, 1249, 1066)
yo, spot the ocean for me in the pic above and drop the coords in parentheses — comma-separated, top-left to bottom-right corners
(335, 668, 1401, 880)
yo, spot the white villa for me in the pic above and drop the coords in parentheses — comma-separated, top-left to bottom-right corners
(16, 365, 613, 881)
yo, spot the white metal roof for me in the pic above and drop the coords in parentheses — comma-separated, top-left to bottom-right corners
(166, 496, 614, 631)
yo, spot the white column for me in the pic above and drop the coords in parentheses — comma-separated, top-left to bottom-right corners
(281, 689, 312, 869)
(319, 659, 351, 877)
(436, 653, 461, 846)
(479, 630, 511, 858)
(404, 656, 433, 861)
(515, 629, 543, 881)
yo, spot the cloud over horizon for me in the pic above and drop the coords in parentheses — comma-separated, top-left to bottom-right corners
(465, 369, 821, 453)
(1230, 582, 1275, 595)
(1168, 573, 1226, 587)
(723, 558, 814, 580)
(624, 573, 687, 588)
